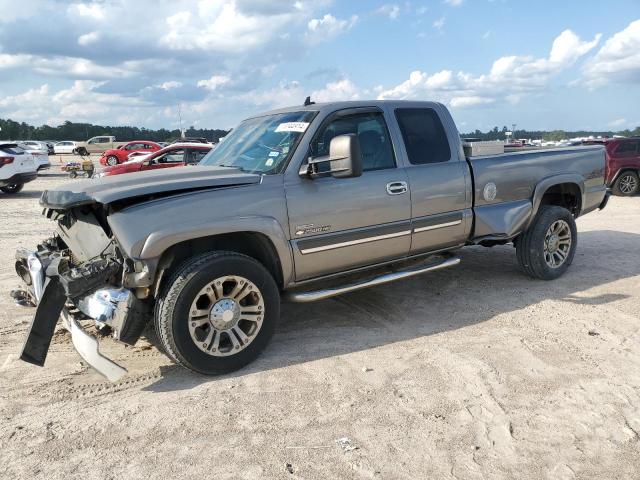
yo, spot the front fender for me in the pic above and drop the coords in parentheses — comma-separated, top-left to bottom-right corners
(137, 216, 294, 286)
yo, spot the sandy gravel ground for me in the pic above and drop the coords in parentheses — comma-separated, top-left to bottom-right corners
(1, 162, 639, 479)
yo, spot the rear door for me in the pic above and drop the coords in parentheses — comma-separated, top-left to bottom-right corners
(285, 108, 411, 280)
(391, 106, 472, 254)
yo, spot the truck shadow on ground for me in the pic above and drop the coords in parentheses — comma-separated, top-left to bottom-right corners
(1, 190, 43, 199)
(144, 229, 640, 392)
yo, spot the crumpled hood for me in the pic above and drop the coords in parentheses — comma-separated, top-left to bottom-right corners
(40, 166, 261, 209)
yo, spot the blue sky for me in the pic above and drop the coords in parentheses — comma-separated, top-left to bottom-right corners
(0, 0, 638, 132)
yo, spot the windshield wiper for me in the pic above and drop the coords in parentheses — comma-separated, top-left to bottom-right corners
(217, 164, 248, 172)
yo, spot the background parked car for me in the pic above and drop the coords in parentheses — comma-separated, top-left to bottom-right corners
(73, 136, 126, 155)
(0, 142, 37, 194)
(53, 141, 79, 154)
(96, 143, 212, 177)
(586, 137, 640, 196)
(21, 140, 53, 155)
(17, 142, 51, 170)
(99, 141, 162, 166)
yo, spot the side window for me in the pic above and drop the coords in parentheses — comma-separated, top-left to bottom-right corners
(310, 112, 396, 172)
(395, 108, 451, 164)
(88, 138, 97, 144)
(155, 149, 184, 164)
(615, 141, 638, 155)
(99, 137, 111, 143)
(187, 149, 209, 164)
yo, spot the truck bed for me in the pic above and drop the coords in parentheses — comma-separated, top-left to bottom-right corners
(468, 145, 606, 240)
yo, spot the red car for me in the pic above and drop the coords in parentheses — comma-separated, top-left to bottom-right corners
(97, 143, 212, 177)
(589, 138, 640, 196)
(99, 141, 162, 166)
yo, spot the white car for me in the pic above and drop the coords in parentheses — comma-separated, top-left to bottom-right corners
(53, 141, 79, 154)
(0, 143, 37, 194)
(18, 142, 51, 170)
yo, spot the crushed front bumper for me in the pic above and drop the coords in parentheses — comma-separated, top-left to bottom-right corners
(13, 250, 144, 382)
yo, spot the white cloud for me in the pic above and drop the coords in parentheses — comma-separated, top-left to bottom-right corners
(482, 30, 491, 40)
(78, 31, 101, 46)
(306, 14, 358, 44)
(583, 19, 640, 86)
(444, 0, 464, 6)
(0, 81, 150, 125)
(68, 3, 105, 20)
(159, 81, 183, 90)
(0, 53, 138, 79)
(162, 2, 314, 52)
(197, 75, 231, 90)
(376, 4, 400, 20)
(433, 17, 445, 30)
(608, 118, 627, 128)
(311, 78, 360, 102)
(378, 29, 601, 108)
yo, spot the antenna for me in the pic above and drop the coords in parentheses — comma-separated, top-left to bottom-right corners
(178, 104, 184, 138)
(304, 96, 314, 106)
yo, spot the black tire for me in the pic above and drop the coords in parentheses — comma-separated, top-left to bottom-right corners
(612, 171, 639, 196)
(0, 183, 24, 194)
(106, 155, 119, 166)
(154, 251, 280, 375)
(515, 205, 577, 280)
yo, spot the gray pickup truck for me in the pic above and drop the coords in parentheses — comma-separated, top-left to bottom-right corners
(12, 100, 609, 380)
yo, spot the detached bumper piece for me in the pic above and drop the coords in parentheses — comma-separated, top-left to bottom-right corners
(62, 311, 127, 382)
(15, 249, 133, 382)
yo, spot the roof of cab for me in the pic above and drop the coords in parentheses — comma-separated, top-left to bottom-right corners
(249, 99, 446, 119)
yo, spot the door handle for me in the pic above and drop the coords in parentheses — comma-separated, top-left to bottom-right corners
(386, 181, 408, 195)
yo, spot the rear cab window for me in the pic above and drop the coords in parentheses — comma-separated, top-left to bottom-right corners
(395, 108, 451, 165)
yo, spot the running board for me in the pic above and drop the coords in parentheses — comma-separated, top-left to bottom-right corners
(285, 255, 460, 303)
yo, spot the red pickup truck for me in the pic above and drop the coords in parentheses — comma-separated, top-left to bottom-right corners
(96, 143, 212, 177)
(597, 138, 640, 196)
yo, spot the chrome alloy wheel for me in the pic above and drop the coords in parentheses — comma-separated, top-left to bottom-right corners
(543, 219, 572, 268)
(188, 275, 264, 356)
(619, 174, 638, 195)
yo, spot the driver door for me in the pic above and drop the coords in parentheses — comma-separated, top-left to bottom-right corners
(146, 148, 185, 170)
(285, 108, 411, 281)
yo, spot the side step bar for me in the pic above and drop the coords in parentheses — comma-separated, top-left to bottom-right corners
(286, 255, 460, 303)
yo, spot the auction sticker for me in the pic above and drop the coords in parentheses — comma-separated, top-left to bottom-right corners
(275, 122, 310, 133)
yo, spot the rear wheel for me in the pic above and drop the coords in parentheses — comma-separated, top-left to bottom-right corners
(0, 183, 24, 194)
(613, 171, 639, 196)
(155, 251, 279, 375)
(515, 205, 577, 280)
(106, 155, 119, 166)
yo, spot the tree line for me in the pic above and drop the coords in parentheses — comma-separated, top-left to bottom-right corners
(1, 117, 639, 144)
(0, 118, 229, 143)
(461, 125, 640, 141)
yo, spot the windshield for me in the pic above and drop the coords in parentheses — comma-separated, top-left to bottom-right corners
(199, 111, 316, 174)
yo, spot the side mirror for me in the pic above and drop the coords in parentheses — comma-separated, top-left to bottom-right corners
(300, 134, 363, 179)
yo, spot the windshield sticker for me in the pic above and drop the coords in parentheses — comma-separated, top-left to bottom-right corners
(275, 122, 310, 133)
(265, 158, 275, 167)
(268, 151, 279, 157)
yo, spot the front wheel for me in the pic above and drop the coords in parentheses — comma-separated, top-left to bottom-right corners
(613, 171, 639, 196)
(154, 251, 279, 375)
(0, 183, 24, 194)
(515, 205, 577, 280)
(106, 155, 119, 166)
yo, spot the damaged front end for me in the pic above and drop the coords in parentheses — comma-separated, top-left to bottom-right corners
(12, 206, 150, 381)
